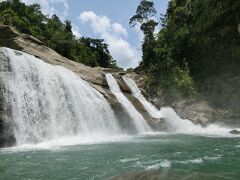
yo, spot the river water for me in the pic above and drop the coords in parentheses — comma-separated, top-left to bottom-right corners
(1, 133, 239, 179)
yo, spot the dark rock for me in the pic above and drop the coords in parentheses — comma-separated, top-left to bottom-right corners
(0, 53, 16, 147)
(229, 129, 240, 135)
(108, 170, 170, 180)
(108, 170, 225, 180)
(113, 73, 132, 93)
(0, 25, 18, 39)
(124, 93, 163, 130)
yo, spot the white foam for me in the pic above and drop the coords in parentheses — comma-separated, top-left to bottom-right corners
(1, 134, 133, 152)
(106, 73, 151, 133)
(176, 158, 203, 164)
(159, 107, 233, 136)
(203, 156, 221, 161)
(145, 160, 171, 170)
(119, 158, 139, 163)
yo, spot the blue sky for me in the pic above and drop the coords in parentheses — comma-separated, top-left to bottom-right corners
(21, 0, 169, 68)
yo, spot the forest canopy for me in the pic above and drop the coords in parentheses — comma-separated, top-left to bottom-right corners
(131, 0, 240, 102)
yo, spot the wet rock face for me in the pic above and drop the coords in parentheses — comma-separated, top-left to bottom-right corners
(172, 100, 216, 125)
(172, 73, 240, 126)
(0, 50, 16, 147)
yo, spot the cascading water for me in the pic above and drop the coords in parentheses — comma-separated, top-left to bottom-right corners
(105, 74, 151, 133)
(123, 76, 232, 135)
(123, 76, 161, 118)
(1, 47, 124, 146)
(159, 107, 232, 135)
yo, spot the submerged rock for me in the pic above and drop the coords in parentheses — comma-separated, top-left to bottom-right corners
(229, 129, 240, 135)
(108, 170, 223, 180)
(108, 170, 175, 180)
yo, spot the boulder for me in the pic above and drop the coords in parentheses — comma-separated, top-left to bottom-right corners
(108, 170, 223, 180)
(229, 129, 240, 135)
(172, 100, 216, 125)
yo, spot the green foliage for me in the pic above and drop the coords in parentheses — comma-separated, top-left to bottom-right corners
(129, 0, 157, 26)
(0, 0, 120, 69)
(129, 0, 158, 69)
(191, 0, 240, 79)
(131, 0, 240, 102)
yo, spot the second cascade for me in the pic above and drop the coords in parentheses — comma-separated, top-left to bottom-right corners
(105, 73, 152, 134)
(121, 75, 231, 135)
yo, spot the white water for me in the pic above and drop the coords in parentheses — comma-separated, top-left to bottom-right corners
(123, 76, 161, 118)
(105, 74, 151, 133)
(160, 107, 232, 136)
(122, 76, 232, 136)
(2, 48, 125, 146)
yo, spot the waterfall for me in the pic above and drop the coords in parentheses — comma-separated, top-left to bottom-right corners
(0, 47, 232, 148)
(122, 76, 231, 135)
(1, 47, 124, 145)
(105, 74, 151, 133)
(123, 76, 161, 118)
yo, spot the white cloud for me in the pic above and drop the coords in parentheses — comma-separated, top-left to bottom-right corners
(72, 24, 81, 38)
(112, 23, 127, 37)
(80, 11, 110, 34)
(79, 11, 140, 69)
(134, 23, 144, 43)
(21, 0, 69, 19)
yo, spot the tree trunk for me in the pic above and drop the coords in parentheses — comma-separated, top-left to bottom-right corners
(238, 23, 240, 35)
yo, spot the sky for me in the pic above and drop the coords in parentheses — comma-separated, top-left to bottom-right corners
(21, 0, 169, 69)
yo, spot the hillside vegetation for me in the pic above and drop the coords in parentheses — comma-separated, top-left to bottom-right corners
(131, 0, 240, 104)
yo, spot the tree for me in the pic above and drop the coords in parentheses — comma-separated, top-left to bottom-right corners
(0, 8, 17, 26)
(129, 0, 158, 68)
(129, 0, 157, 27)
(65, 20, 72, 32)
(80, 38, 118, 68)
